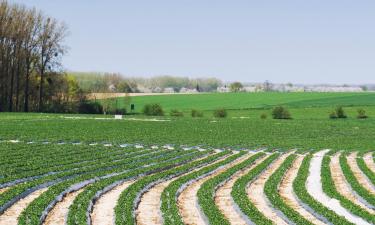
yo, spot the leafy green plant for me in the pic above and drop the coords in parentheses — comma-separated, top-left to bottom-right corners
(213, 108, 227, 118)
(142, 103, 164, 116)
(357, 109, 368, 119)
(272, 106, 291, 119)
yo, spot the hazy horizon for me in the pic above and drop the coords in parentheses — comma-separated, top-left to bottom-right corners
(10, 0, 375, 84)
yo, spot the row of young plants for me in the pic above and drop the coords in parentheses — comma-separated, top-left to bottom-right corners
(231, 153, 280, 225)
(67, 150, 226, 225)
(197, 152, 264, 225)
(0, 146, 143, 185)
(0, 143, 102, 170)
(160, 151, 247, 225)
(18, 149, 207, 225)
(264, 154, 315, 225)
(321, 153, 375, 224)
(292, 154, 354, 225)
(114, 151, 238, 225)
(356, 152, 375, 186)
(0, 148, 179, 213)
(339, 153, 375, 206)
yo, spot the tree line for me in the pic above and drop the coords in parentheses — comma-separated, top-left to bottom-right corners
(0, 1, 76, 112)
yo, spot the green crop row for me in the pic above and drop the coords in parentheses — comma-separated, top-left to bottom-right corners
(0, 148, 168, 210)
(17, 149, 205, 225)
(321, 154, 375, 224)
(0, 146, 142, 185)
(197, 152, 264, 225)
(67, 150, 224, 225)
(231, 153, 279, 225)
(293, 154, 354, 225)
(160, 151, 246, 225)
(264, 154, 314, 225)
(114, 150, 235, 225)
(356, 152, 375, 186)
(339, 153, 375, 206)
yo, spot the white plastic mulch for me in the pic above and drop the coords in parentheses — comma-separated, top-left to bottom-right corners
(306, 150, 371, 225)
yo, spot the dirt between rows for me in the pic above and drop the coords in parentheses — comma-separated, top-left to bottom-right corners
(331, 154, 374, 214)
(178, 153, 253, 225)
(278, 155, 326, 225)
(0, 188, 48, 225)
(246, 153, 291, 225)
(214, 155, 266, 225)
(347, 152, 375, 195)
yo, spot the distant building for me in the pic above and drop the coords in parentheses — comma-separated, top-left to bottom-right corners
(179, 87, 198, 93)
(163, 87, 175, 93)
(304, 86, 363, 92)
(217, 86, 231, 93)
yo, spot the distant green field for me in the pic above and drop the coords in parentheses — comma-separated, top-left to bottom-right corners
(112, 92, 375, 113)
(2, 92, 375, 151)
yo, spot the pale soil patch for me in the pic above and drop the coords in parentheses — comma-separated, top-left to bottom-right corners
(246, 153, 291, 225)
(306, 150, 370, 225)
(0, 187, 9, 194)
(214, 155, 266, 225)
(136, 178, 177, 225)
(331, 154, 375, 214)
(0, 188, 48, 225)
(135, 154, 225, 225)
(364, 152, 375, 175)
(91, 180, 135, 225)
(279, 155, 326, 225)
(43, 189, 84, 225)
(347, 152, 375, 195)
(178, 154, 252, 225)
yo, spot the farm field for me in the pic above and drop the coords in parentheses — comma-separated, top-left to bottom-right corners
(0, 93, 375, 225)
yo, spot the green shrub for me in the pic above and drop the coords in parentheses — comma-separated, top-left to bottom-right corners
(142, 103, 164, 116)
(272, 106, 291, 119)
(213, 108, 227, 118)
(170, 109, 184, 117)
(78, 101, 103, 114)
(329, 111, 338, 119)
(335, 106, 347, 118)
(260, 113, 267, 119)
(357, 109, 368, 119)
(191, 109, 204, 117)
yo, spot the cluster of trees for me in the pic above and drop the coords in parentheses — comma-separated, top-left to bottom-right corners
(71, 72, 223, 93)
(0, 1, 77, 112)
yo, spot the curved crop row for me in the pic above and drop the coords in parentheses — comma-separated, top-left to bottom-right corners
(197, 152, 264, 225)
(293, 154, 354, 225)
(160, 151, 248, 225)
(264, 154, 314, 225)
(321, 154, 375, 224)
(17, 149, 205, 225)
(0, 148, 167, 212)
(67, 150, 226, 225)
(114, 151, 243, 225)
(356, 152, 375, 186)
(339, 153, 375, 206)
(231, 153, 279, 225)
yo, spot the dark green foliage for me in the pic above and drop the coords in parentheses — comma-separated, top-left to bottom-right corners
(336, 106, 347, 118)
(78, 101, 104, 114)
(272, 106, 291, 119)
(213, 108, 227, 118)
(191, 109, 204, 117)
(142, 103, 164, 116)
(357, 109, 368, 119)
(260, 113, 267, 119)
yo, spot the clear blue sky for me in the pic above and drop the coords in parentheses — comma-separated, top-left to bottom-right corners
(10, 0, 375, 84)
